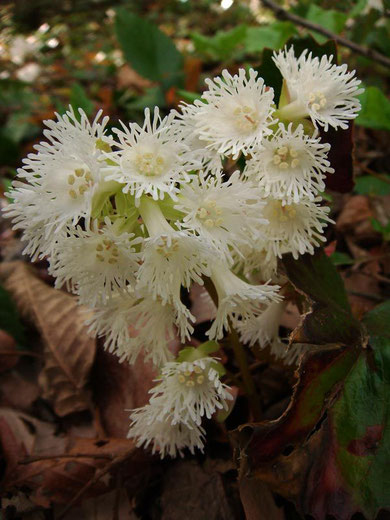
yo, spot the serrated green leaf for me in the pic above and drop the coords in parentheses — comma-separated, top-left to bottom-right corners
(356, 87, 390, 132)
(115, 9, 183, 87)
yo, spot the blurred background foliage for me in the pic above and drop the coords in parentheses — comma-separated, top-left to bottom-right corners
(0, 0, 389, 201)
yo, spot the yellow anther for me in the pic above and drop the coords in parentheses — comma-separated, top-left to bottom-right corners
(178, 374, 186, 384)
(108, 258, 117, 264)
(96, 243, 103, 251)
(112, 249, 119, 257)
(207, 200, 216, 208)
(68, 174, 75, 185)
(205, 219, 214, 228)
(196, 375, 204, 384)
(279, 215, 288, 222)
(312, 103, 320, 111)
(215, 217, 223, 226)
(215, 207, 222, 215)
(85, 172, 93, 182)
(273, 155, 281, 165)
(290, 149, 298, 158)
(279, 162, 289, 170)
(75, 168, 84, 177)
(96, 253, 105, 261)
(186, 380, 195, 387)
(184, 370, 192, 377)
(79, 185, 88, 195)
(198, 208, 208, 219)
(194, 366, 202, 374)
(291, 159, 300, 168)
(278, 146, 288, 155)
(69, 189, 77, 199)
(320, 98, 327, 107)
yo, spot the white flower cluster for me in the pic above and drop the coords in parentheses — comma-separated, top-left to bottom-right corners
(4, 46, 362, 457)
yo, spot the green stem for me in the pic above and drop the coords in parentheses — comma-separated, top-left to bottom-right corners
(228, 320, 262, 421)
(203, 276, 262, 421)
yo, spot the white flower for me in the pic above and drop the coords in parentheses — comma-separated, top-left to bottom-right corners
(207, 263, 281, 340)
(128, 402, 205, 458)
(232, 241, 278, 282)
(3, 182, 58, 260)
(42, 106, 112, 157)
(104, 108, 198, 204)
(274, 47, 363, 131)
(148, 357, 233, 426)
(9, 109, 113, 233)
(259, 196, 332, 260)
(192, 68, 275, 158)
(137, 197, 213, 302)
(237, 300, 286, 347)
(87, 290, 194, 366)
(244, 123, 334, 202)
(175, 171, 266, 262)
(49, 218, 141, 305)
(171, 103, 224, 174)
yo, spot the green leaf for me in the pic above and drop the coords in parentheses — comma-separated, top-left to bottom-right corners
(192, 25, 247, 61)
(331, 334, 390, 518)
(70, 84, 94, 117)
(282, 248, 362, 345)
(305, 5, 348, 43)
(356, 86, 390, 132)
(0, 284, 25, 345)
(330, 251, 355, 266)
(355, 175, 390, 196)
(245, 22, 297, 53)
(363, 300, 390, 338)
(115, 9, 183, 87)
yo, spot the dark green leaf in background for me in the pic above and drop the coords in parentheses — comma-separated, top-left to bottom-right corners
(115, 8, 184, 88)
(192, 25, 247, 61)
(356, 86, 390, 132)
(355, 175, 390, 196)
(244, 22, 297, 53)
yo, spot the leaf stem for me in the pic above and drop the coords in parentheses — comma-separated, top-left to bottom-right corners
(228, 321, 262, 421)
(203, 277, 262, 420)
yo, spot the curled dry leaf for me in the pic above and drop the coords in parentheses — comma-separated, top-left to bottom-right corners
(0, 261, 96, 416)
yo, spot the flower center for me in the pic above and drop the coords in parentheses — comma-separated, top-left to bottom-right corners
(308, 91, 327, 112)
(177, 365, 205, 387)
(95, 238, 119, 264)
(67, 167, 93, 200)
(271, 201, 297, 223)
(233, 105, 258, 132)
(272, 146, 300, 169)
(135, 152, 165, 177)
(155, 235, 179, 258)
(197, 199, 223, 228)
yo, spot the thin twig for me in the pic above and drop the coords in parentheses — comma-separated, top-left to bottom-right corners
(347, 289, 384, 302)
(21, 453, 113, 464)
(57, 448, 136, 520)
(260, 0, 390, 69)
(0, 350, 43, 358)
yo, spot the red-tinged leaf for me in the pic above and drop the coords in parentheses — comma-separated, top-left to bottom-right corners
(234, 344, 358, 470)
(322, 124, 355, 193)
(239, 478, 284, 520)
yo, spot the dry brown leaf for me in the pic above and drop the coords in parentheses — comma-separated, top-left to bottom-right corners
(0, 261, 96, 416)
(239, 478, 284, 520)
